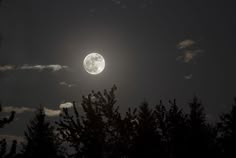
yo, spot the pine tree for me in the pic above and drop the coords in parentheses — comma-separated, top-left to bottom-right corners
(56, 102, 83, 158)
(186, 97, 216, 158)
(57, 85, 120, 158)
(218, 98, 236, 158)
(80, 92, 105, 158)
(131, 101, 161, 158)
(21, 107, 63, 158)
(189, 97, 205, 129)
(115, 107, 137, 158)
(166, 99, 188, 158)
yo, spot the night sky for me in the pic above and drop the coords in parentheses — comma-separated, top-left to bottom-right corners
(0, 0, 235, 142)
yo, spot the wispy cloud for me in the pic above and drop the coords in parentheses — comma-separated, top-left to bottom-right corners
(59, 81, 76, 88)
(20, 65, 68, 71)
(2, 106, 35, 114)
(184, 74, 193, 80)
(59, 102, 73, 109)
(44, 107, 61, 117)
(0, 65, 15, 72)
(176, 39, 204, 79)
(2, 106, 63, 117)
(177, 39, 195, 49)
(176, 49, 203, 63)
(1, 104, 75, 117)
(176, 39, 203, 63)
(0, 64, 68, 72)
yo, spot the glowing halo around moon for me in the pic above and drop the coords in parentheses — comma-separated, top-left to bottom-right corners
(83, 53, 105, 75)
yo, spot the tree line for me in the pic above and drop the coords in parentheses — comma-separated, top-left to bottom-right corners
(0, 85, 236, 158)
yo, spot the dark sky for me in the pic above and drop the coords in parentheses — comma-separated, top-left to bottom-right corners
(0, 0, 235, 141)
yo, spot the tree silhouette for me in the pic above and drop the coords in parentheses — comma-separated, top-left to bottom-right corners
(165, 99, 188, 158)
(56, 102, 83, 157)
(57, 85, 121, 158)
(56, 87, 232, 158)
(0, 105, 15, 128)
(0, 139, 17, 158)
(1, 86, 236, 157)
(218, 98, 236, 158)
(114, 107, 137, 158)
(21, 107, 63, 158)
(130, 101, 162, 158)
(79, 92, 105, 158)
(186, 96, 217, 158)
(0, 104, 17, 158)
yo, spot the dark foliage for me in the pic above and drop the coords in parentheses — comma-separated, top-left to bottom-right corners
(185, 97, 219, 158)
(0, 139, 17, 158)
(0, 105, 15, 128)
(1, 86, 236, 158)
(19, 107, 63, 158)
(130, 102, 162, 158)
(218, 98, 236, 158)
(56, 85, 121, 158)
(164, 99, 188, 158)
(0, 104, 17, 158)
(56, 86, 236, 158)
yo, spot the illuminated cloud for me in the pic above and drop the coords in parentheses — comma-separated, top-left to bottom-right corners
(176, 49, 203, 63)
(2, 106, 35, 114)
(44, 107, 61, 117)
(176, 39, 204, 79)
(43, 102, 74, 116)
(20, 64, 68, 71)
(2, 106, 68, 117)
(0, 65, 15, 72)
(176, 39, 203, 63)
(59, 102, 73, 109)
(0, 64, 68, 72)
(177, 39, 196, 49)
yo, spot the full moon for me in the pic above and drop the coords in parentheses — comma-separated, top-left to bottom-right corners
(83, 53, 105, 75)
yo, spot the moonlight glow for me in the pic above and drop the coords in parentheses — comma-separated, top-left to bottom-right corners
(83, 53, 105, 75)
